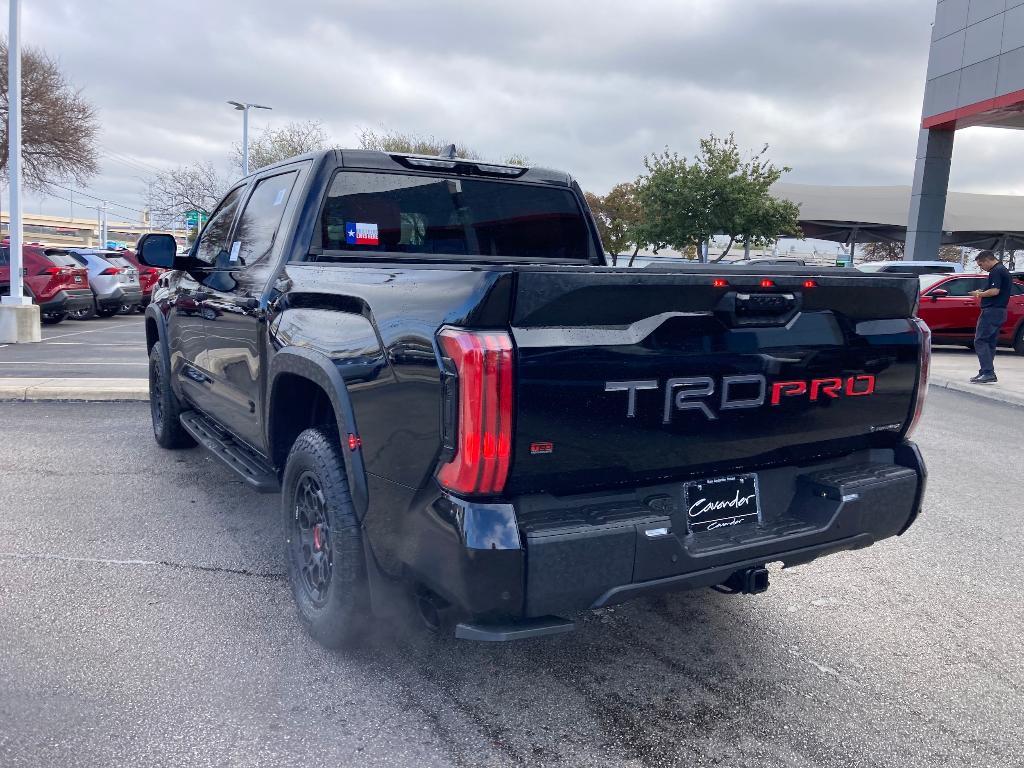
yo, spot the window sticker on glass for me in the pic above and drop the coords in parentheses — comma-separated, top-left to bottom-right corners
(273, 188, 287, 206)
(229, 241, 241, 263)
(345, 222, 379, 246)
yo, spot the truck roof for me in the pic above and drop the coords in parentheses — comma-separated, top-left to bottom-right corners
(244, 148, 573, 187)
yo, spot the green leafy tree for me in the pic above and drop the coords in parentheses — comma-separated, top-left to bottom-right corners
(636, 133, 801, 261)
(585, 183, 644, 266)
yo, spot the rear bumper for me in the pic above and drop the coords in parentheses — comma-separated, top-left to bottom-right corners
(401, 443, 926, 630)
(38, 288, 94, 315)
(96, 287, 143, 309)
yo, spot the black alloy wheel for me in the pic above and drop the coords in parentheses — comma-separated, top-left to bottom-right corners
(290, 471, 333, 605)
(148, 345, 195, 449)
(282, 427, 367, 647)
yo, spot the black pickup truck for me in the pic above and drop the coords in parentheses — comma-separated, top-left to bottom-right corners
(136, 149, 929, 645)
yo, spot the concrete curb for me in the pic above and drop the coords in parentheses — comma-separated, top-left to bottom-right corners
(0, 378, 148, 402)
(929, 376, 1024, 409)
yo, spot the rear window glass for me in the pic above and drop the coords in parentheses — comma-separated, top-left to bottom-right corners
(105, 257, 133, 269)
(319, 171, 592, 262)
(881, 264, 954, 275)
(45, 251, 81, 268)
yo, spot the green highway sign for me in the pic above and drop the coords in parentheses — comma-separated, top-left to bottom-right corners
(184, 210, 209, 227)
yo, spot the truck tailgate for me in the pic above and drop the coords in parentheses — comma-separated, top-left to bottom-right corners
(507, 268, 923, 494)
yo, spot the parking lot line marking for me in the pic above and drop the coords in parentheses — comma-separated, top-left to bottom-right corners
(43, 342, 140, 347)
(0, 361, 148, 366)
(40, 322, 138, 341)
(0, 551, 284, 580)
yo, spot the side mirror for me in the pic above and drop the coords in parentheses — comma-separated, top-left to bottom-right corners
(136, 233, 179, 269)
(929, 289, 949, 300)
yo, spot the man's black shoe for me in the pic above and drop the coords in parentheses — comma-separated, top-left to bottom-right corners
(970, 374, 997, 384)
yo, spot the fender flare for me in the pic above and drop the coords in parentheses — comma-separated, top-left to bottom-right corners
(266, 346, 369, 518)
(143, 304, 178, 398)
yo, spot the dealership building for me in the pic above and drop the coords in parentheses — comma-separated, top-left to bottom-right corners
(909, 0, 1024, 260)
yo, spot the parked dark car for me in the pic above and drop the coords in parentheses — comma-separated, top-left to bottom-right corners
(136, 149, 929, 646)
(917, 273, 1024, 353)
(0, 243, 93, 323)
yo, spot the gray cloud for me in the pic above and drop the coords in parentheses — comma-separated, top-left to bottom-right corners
(16, 0, 1024, 222)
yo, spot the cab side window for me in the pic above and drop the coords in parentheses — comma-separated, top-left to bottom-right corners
(230, 171, 299, 270)
(935, 278, 986, 296)
(195, 186, 245, 265)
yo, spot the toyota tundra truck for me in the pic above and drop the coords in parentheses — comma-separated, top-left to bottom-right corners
(136, 149, 929, 645)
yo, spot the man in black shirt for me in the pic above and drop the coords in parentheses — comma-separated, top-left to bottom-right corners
(969, 251, 1012, 383)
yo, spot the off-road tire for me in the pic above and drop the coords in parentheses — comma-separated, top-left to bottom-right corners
(148, 345, 195, 449)
(1013, 324, 1024, 355)
(283, 427, 368, 648)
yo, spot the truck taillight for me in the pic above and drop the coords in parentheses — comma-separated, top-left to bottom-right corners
(99, 266, 121, 275)
(436, 327, 514, 496)
(39, 266, 61, 276)
(906, 317, 931, 438)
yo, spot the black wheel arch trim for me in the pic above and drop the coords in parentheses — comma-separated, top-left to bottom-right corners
(144, 304, 175, 391)
(267, 346, 369, 518)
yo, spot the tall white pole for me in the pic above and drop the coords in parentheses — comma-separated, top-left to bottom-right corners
(4, 0, 29, 306)
(242, 106, 249, 175)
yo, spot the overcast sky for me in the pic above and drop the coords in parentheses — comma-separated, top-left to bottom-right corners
(16, 0, 1024, 223)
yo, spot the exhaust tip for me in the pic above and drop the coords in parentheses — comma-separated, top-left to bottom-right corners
(717, 566, 770, 595)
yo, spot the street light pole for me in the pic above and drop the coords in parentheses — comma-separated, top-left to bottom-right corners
(0, 0, 38, 342)
(227, 101, 272, 176)
(4, 0, 27, 306)
(242, 107, 249, 176)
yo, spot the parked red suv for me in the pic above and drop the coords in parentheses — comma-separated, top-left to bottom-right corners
(917, 273, 1024, 353)
(116, 248, 163, 308)
(0, 243, 93, 324)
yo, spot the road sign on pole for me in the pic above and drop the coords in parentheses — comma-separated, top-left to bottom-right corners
(184, 210, 208, 228)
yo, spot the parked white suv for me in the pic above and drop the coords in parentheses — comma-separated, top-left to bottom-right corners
(68, 249, 143, 317)
(857, 260, 963, 275)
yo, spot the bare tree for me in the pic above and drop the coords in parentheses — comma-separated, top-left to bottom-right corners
(358, 127, 482, 159)
(0, 39, 99, 191)
(146, 162, 227, 229)
(357, 126, 527, 165)
(231, 120, 331, 174)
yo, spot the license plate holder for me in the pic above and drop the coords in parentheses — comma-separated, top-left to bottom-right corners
(683, 473, 761, 534)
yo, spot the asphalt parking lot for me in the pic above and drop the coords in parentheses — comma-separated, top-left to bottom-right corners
(0, 314, 146, 378)
(0, 389, 1021, 767)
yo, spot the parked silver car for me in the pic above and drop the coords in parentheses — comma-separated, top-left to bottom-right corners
(67, 249, 143, 317)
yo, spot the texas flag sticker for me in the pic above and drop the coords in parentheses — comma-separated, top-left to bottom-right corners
(345, 221, 379, 245)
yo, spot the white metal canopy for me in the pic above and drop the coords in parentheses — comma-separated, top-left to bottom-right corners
(772, 183, 1024, 251)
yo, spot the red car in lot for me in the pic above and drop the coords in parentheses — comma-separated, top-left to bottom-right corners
(917, 273, 1024, 354)
(0, 243, 93, 324)
(116, 248, 164, 308)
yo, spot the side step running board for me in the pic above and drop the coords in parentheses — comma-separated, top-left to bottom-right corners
(179, 410, 280, 493)
(455, 616, 575, 642)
